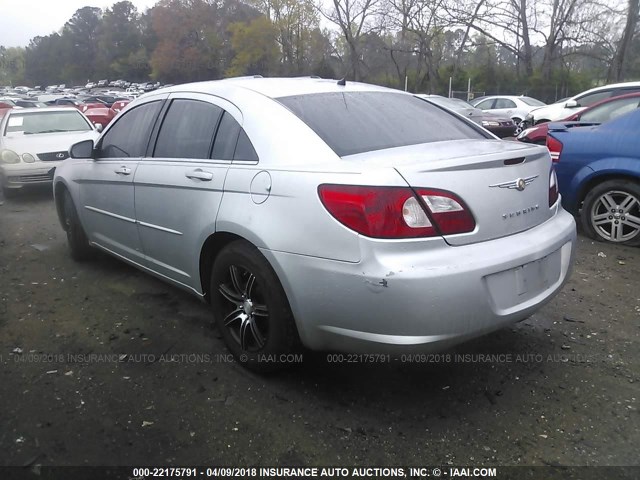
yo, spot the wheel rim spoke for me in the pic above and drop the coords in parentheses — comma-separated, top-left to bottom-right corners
(622, 214, 640, 230)
(219, 283, 242, 304)
(239, 317, 252, 350)
(229, 265, 244, 295)
(619, 195, 637, 213)
(599, 193, 617, 211)
(245, 273, 256, 298)
(592, 213, 610, 226)
(611, 222, 624, 241)
(253, 303, 268, 317)
(223, 308, 244, 327)
(249, 318, 265, 348)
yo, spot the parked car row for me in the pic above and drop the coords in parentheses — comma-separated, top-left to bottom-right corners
(418, 95, 517, 138)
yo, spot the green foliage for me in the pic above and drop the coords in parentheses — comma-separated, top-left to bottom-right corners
(226, 17, 279, 76)
(0, 47, 26, 85)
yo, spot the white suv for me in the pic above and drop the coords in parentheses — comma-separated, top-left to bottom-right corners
(527, 81, 640, 125)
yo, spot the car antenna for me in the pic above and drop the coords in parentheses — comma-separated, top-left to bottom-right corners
(337, 78, 346, 86)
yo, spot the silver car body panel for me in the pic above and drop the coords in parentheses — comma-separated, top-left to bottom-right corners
(53, 77, 576, 353)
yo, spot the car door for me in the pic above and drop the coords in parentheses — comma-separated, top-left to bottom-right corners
(77, 96, 165, 262)
(474, 99, 495, 111)
(133, 93, 234, 292)
(491, 98, 517, 118)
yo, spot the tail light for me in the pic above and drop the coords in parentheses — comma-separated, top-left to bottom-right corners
(549, 168, 559, 207)
(318, 185, 475, 239)
(546, 135, 563, 162)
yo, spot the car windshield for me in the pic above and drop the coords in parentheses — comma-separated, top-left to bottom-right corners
(5, 110, 92, 135)
(520, 97, 546, 106)
(277, 91, 486, 157)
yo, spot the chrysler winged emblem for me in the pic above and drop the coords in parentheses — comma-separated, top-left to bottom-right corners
(489, 175, 538, 191)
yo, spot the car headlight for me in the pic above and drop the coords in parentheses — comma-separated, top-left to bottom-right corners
(482, 120, 500, 127)
(517, 128, 535, 139)
(0, 149, 20, 164)
(22, 153, 35, 163)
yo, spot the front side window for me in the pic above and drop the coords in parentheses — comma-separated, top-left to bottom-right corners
(475, 99, 494, 110)
(577, 91, 612, 107)
(278, 91, 486, 157)
(99, 101, 161, 158)
(4, 110, 92, 135)
(154, 99, 222, 159)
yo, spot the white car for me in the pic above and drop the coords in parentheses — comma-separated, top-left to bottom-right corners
(526, 81, 640, 125)
(0, 107, 99, 196)
(471, 95, 546, 128)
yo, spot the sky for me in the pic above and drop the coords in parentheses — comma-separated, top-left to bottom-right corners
(0, 0, 159, 48)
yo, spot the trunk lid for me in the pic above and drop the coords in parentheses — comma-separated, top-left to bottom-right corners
(345, 139, 554, 246)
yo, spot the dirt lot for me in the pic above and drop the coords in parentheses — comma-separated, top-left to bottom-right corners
(0, 188, 638, 470)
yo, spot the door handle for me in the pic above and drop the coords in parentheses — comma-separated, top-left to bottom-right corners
(115, 166, 131, 175)
(185, 169, 213, 181)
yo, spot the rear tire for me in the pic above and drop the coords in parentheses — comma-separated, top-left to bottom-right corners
(62, 190, 95, 261)
(210, 240, 300, 372)
(580, 180, 640, 246)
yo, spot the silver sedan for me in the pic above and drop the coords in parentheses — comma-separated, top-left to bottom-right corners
(53, 77, 576, 370)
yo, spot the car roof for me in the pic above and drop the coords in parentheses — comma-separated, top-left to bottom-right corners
(156, 76, 400, 99)
(6, 106, 82, 114)
(573, 81, 640, 98)
(475, 95, 529, 100)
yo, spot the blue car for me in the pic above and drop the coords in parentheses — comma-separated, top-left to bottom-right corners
(547, 110, 640, 246)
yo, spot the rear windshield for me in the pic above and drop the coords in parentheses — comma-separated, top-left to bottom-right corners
(520, 97, 546, 106)
(277, 91, 487, 156)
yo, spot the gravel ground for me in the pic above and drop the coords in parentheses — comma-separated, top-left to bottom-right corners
(0, 188, 638, 471)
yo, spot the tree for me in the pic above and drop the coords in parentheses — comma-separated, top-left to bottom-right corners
(63, 7, 103, 80)
(96, 1, 145, 78)
(0, 47, 26, 85)
(608, 0, 639, 81)
(227, 17, 280, 75)
(322, 0, 382, 80)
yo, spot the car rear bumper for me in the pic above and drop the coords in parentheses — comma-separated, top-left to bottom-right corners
(262, 207, 576, 353)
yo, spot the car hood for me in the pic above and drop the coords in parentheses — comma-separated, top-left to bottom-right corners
(529, 103, 587, 122)
(2, 130, 98, 155)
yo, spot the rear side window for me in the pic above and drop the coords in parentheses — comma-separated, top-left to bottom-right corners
(234, 130, 258, 161)
(211, 112, 240, 160)
(277, 92, 486, 157)
(99, 101, 161, 158)
(210, 112, 258, 161)
(154, 99, 222, 159)
(494, 98, 516, 109)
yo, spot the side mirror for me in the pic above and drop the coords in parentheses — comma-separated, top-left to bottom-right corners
(94, 123, 103, 132)
(565, 100, 578, 108)
(70, 139, 95, 159)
